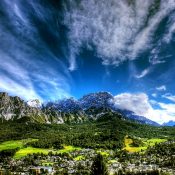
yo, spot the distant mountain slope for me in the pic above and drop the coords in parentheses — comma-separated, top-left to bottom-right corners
(162, 120, 175, 126)
(117, 109, 160, 126)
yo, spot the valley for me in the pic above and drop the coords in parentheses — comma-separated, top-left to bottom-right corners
(0, 92, 175, 174)
(0, 119, 175, 175)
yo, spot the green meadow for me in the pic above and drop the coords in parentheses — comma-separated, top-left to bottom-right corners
(0, 139, 37, 151)
(14, 147, 51, 159)
(124, 136, 167, 153)
(0, 139, 82, 159)
(0, 137, 167, 159)
(14, 145, 81, 159)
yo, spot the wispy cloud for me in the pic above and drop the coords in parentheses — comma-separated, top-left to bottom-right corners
(0, 52, 41, 100)
(0, 75, 41, 101)
(0, 0, 71, 101)
(152, 93, 157, 98)
(162, 93, 175, 102)
(135, 68, 150, 79)
(63, 0, 175, 67)
(163, 13, 175, 44)
(156, 85, 166, 91)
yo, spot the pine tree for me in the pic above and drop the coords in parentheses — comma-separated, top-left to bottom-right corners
(91, 153, 109, 175)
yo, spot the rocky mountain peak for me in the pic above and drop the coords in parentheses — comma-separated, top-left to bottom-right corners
(27, 99, 41, 108)
(79, 91, 113, 109)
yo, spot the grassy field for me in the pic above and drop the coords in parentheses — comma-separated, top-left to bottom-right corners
(0, 136, 168, 159)
(0, 139, 82, 159)
(14, 145, 82, 159)
(74, 155, 85, 161)
(58, 145, 81, 153)
(14, 147, 51, 159)
(124, 136, 167, 152)
(97, 150, 110, 157)
(0, 139, 37, 151)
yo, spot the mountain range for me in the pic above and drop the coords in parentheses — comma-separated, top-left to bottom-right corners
(0, 91, 173, 126)
(163, 120, 175, 127)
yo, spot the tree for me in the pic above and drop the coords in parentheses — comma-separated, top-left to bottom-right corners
(91, 154, 108, 175)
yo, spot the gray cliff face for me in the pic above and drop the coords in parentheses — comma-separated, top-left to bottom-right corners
(0, 92, 45, 122)
(0, 92, 86, 124)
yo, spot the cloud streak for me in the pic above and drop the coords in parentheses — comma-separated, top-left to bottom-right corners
(135, 68, 150, 79)
(0, 0, 71, 101)
(63, 0, 175, 68)
(162, 93, 175, 102)
(156, 85, 166, 91)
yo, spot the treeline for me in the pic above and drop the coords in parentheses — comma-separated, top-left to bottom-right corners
(0, 116, 175, 151)
(26, 137, 63, 149)
(0, 148, 19, 160)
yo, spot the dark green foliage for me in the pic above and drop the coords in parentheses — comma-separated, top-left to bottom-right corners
(0, 116, 174, 151)
(91, 154, 108, 175)
(130, 138, 144, 147)
(0, 119, 174, 175)
(27, 137, 63, 149)
(0, 148, 19, 159)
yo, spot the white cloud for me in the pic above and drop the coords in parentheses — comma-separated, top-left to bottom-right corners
(162, 93, 175, 102)
(152, 93, 157, 98)
(135, 68, 150, 79)
(158, 102, 175, 114)
(149, 46, 167, 65)
(163, 14, 175, 43)
(0, 1, 72, 101)
(64, 0, 175, 67)
(0, 52, 40, 99)
(0, 75, 42, 101)
(68, 51, 77, 71)
(112, 92, 175, 124)
(112, 93, 152, 117)
(0, 51, 71, 101)
(156, 85, 166, 91)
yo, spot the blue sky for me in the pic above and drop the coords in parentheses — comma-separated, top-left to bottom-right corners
(0, 0, 175, 123)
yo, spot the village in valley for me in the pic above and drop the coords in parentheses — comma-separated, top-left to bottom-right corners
(0, 139, 175, 175)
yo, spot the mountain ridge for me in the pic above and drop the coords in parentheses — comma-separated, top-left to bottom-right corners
(0, 91, 160, 126)
(162, 120, 175, 127)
